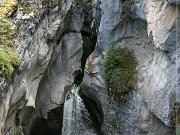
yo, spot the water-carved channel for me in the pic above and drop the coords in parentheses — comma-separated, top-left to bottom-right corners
(62, 85, 97, 135)
(61, 29, 103, 134)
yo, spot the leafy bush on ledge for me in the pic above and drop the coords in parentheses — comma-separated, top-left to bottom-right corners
(0, 17, 21, 78)
(102, 45, 136, 97)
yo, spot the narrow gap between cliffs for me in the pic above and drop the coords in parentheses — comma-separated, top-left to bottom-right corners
(73, 30, 96, 85)
(61, 28, 104, 134)
(74, 30, 104, 134)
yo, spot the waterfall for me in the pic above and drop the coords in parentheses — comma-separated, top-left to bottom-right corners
(61, 85, 96, 135)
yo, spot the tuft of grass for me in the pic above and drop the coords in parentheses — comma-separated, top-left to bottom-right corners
(0, 0, 18, 17)
(42, 0, 59, 7)
(0, 17, 21, 78)
(76, 0, 97, 7)
(76, 0, 86, 5)
(86, 57, 94, 73)
(0, 48, 21, 77)
(0, 49, 14, 77)
(102, 44, 136, 97)
(172, 101, 180, 131)
(0, 17, 16, 46)
(6, 48, 21, 66)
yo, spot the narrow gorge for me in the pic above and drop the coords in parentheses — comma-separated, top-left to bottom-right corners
(0, 0, 179, 135)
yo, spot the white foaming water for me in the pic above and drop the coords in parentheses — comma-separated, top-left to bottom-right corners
(61, 85, 96, 135)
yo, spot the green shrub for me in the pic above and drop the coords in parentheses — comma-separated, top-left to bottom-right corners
(0, 17, 21, 78)
(0, 49, 14, 77)
(0, 48, 21, 78)
(0, 18, 16, 46)
(102, 45, 136, 96)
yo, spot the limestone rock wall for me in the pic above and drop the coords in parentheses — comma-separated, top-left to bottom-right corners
(82, 0, 179, 134)
(0, 0, 84, 134)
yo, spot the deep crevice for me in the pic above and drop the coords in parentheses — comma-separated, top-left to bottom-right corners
(29, 105, 64, 135)
(70, 28, 104, 135)
(74, 30, 96, 85)
(29, 118, 55, 135)
(80, 92, 104, 135)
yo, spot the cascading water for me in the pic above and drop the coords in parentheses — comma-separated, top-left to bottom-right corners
(61, 27, 99, 135)
(61, 85, 96, 135)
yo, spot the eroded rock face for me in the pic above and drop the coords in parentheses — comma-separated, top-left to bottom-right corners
(82, 0, 179, 134)
(146, 1, 177, 51)
(0, 0, 84, 134)
(36, 32, 83, 118)
(134, 0, 178, 51)
(135, 0, 179, 126)
(82, 24, 176, 134)
(98, 0, 122, 50)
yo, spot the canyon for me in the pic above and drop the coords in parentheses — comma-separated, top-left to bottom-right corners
(0, 0, 179, 135)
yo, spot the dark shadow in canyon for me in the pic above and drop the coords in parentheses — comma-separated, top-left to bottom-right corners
(29, 105, 64, 135)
